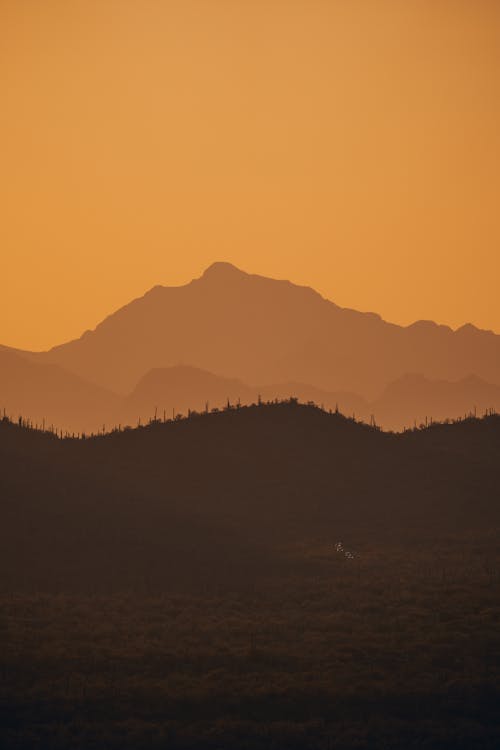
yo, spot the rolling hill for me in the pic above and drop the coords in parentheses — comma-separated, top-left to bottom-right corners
(2, 402, 499, 750)
(1, 400, 499, 591)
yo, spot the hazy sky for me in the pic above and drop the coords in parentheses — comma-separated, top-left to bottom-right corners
(2, 0, 499, 350)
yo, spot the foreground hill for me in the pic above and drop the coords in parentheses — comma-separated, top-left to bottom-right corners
(1, 403, 499, 750)
(7, 262, 500, 398)
(1, 401, 499, 591)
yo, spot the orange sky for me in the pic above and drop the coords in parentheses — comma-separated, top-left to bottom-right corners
(1, 0, 499, 350)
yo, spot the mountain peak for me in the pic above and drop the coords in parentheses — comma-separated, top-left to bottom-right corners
(200, 262, 247, 280)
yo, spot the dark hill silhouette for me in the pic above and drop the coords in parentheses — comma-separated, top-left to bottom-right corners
(1, 401, 499, 592)
(125, 364, 368, 427)
(0, 352, 367, 434)
(126, 368, 500, 432)
(2, 403, 500, 750)
(127, 365, 255, 419)
(7, 262, 500, 397)
(2, 349, 499, 435)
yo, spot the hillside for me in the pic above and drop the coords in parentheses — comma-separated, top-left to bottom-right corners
(1, 401, 499, 591)
(2, 402, 499, 749)
(125, 365, 368, 428)
(0, 347, 119, 434)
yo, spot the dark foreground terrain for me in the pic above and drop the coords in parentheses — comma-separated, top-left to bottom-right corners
(1, 402, 499, 749)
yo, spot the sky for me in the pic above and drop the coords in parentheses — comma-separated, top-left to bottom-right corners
(1, 0, 500, 350)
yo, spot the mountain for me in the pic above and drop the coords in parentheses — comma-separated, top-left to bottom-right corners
(2, 263, 499, 433)
(372, 373, 500, 430)
(128, 368, 500, 432)
(1, 350, 498, 435)
(124, 364, 368, 426)
(125, 365, 256, 423)
(9, 262, 500, 398)
(0, 349, 369, 434)
(0, 347, 119, 434)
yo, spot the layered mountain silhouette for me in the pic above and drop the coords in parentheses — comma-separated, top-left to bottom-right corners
(0, 347, 118, 434)
(128, 368, 500, 431)
(1, 262, 499, 432)
(2, 354, 499, 434)
(125, 365, 368, 426)
(372, 373, 500, 428)
(10, 262, 500, 395)
(0, 354, 366, 434)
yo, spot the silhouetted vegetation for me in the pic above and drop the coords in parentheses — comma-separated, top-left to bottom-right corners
(1, 402, 499, 748)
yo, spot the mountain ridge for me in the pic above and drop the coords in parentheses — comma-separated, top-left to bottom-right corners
(2, 351, 500, 435)
(12, 262, 496, 358)
(6, 262, 496, 396)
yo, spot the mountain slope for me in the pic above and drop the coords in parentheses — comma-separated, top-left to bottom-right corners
(125, 365, 368, 426)
(0, 347, 119, 434)
(372, 373, 500, 429)
(11, 262, 500, 397)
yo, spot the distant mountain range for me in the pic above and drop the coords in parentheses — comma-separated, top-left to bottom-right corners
(1, 262, 499, 432)
(1, 353, 498, 434)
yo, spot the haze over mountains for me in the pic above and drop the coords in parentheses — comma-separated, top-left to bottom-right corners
(1, 262, 499, 433)
(0, 347, 119, 434)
